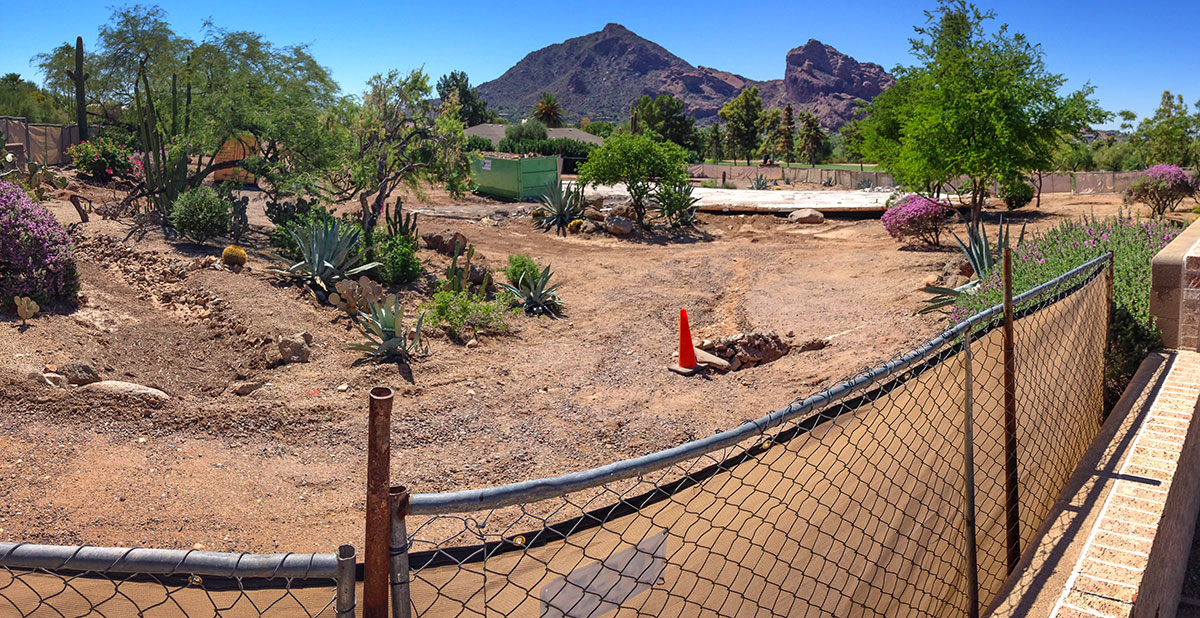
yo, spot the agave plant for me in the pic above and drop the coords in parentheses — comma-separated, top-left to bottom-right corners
(347, 294, 429, 361)
(268, 219, 380, 294)
(500, 266, 564, 316)
(918, 216, 1027, 314)
(535, 182, 584, 236)
(749, 174, 773, 190)
(650, 180, 701, 227)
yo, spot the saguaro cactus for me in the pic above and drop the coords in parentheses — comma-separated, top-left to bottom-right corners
(64, 37, 89, 143)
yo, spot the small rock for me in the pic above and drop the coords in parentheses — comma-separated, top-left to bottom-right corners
(57, 362, 101, 385)
(465, 338, 479, 349)
(231, 381, 263, 396)
(80, 381, 170, 401)
(604, 215, 634, 236)
(921, 274, 940, 288)
(278, 334, 312, 364)
(336, 384, 349, 392)
(580, 220, 604, 235)
(798, 339, 828, 352)
(694, 348, 731, 371)
(42, 373, 68, 388)
(787, 208, 825, 224)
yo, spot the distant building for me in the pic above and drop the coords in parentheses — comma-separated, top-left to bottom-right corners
(464, 123, 605, 148)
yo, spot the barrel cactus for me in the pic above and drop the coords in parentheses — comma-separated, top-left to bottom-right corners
(222, 245, 248, 266)
(0, 181, 79, 304)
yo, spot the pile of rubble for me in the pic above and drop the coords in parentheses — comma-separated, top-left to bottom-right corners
(696, 331, 795, 372)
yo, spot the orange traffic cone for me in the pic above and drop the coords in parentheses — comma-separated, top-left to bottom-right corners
(678, 308, 699, 369)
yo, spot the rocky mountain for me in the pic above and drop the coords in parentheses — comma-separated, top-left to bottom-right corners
(476, 24, 893, 129)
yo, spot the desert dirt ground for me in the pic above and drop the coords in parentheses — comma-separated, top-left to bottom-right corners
(0, 179, 1140, 554)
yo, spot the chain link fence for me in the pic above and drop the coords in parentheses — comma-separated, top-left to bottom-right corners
(400, 253, 1112, 618)
(0, 255, 1113, 617)
(0, 543, 357, 617)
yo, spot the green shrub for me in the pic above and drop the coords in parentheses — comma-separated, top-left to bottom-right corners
(170, 186, 230, 243)
(505, 119, 547, 141)
(376, 234, 422, 284)
(700, 179, 718, 188)
(998, 178, 1035, 210)
(952, 214, 1182, 406)
(424, 289, 512, 341)
(66, 136, 133, 181)
(466, 135, 494, 152)
(504, 253, 542, 286)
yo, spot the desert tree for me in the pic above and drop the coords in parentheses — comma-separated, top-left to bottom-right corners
(576, 131, 689, 225)
(1133, 92, 1198, 167)
(436, 70, 496, 127)
(719, 86, 762, 165)
(631, 93, 698, 152)
(796, 111, 825, 166)
(330, 69, 470, 257)
(856, 0, 1106, 223)
(779, 104, 796, 165)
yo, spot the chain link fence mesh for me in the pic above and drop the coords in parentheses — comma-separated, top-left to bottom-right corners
(402, 255, 1111, 618)
(0, 544, 353, 617)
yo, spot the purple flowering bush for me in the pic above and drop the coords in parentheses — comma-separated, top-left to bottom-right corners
(881, 195, 952, 247)
(0, 181, 79, 304)
(1123, 164, 1199, 216)
(952, 213, 1182, 406)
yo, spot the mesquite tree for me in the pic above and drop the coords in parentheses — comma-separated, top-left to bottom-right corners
(331, 69, 470, 257)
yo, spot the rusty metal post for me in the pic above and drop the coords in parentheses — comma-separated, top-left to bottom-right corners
(389, 487, 412, 618)
(962, 325, 980, 618)
(365, 387, 394, 618)
(335, 544, 357, 618)
(1002, 248, 1021, 573)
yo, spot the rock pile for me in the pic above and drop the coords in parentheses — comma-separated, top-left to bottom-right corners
(697, 331, 792, 371)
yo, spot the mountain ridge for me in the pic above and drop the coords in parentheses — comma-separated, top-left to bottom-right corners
(475, 23, 893, 129)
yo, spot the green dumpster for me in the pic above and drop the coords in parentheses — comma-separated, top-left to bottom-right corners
(471, 155, 560, 201)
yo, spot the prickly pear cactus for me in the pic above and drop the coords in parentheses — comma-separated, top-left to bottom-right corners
(14, 296, 39, 325)
(329, 276, 384, 316)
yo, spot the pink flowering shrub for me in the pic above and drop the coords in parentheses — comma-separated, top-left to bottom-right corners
(0, 181, 79, 303)
(881, 194, 952, 247)
(66, 136, 134, 182)
(1124, 164, 1199, 216)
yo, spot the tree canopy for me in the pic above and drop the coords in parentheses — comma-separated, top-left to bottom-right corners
(856, 0, 1106, 222)
(630, 94, 698, 154)
(718, 86, 762, 164)
(576, 131, 688, 224)
(436, 70, 496, 127)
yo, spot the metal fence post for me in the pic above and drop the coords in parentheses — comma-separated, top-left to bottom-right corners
(366, 387, 395, 618)
(336, 544, 357, 618)
(961, 325, 980, 618)
(1002, 248, 1022, 573)
(390, 487, 412, 618)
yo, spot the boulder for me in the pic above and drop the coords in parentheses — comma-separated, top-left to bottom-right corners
(583, 207, 606, 222)
(787, 208, 825, 224)
(580, 220, 604, 235)
(57, 361, 101, 385)
(81, 381, 170, 401)
(278, 333, 312, 364)
(421, 230, 469, 255)
(604, 215, 634, 236)
(587, 196, 604, 209)
(609, 203, 635, 219)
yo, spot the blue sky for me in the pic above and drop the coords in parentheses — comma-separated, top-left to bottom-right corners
(4, 0, 1198, 128)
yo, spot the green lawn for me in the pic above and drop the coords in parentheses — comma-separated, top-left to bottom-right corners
(702, 159, 880, 171)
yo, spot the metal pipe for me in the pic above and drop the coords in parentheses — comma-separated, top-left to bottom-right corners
(0, 543, 337, 579)
(389, 487, 412, 618)
(335, 544, 357, 618)
(1002, 248, 1021, 573)
(961, 325, 980, 618)
(365, 387, 395, 618)
(410, 253, 1112, 516)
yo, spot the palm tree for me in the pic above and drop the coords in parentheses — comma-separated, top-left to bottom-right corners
(532, 92, 565, 128)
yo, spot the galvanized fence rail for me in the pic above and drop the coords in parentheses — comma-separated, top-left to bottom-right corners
(0, 542, 357, 617)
